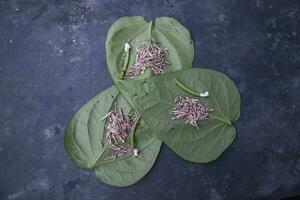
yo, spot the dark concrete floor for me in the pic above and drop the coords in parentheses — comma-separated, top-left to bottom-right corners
(0, 0, 300, 199)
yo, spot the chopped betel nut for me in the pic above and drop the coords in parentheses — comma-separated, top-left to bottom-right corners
(199, 91, 209, 97)
(170, 96, 213, 127)
(133, 148, 140, 158)
(126, 39, 168, 78)
(124, 43, 131, 52)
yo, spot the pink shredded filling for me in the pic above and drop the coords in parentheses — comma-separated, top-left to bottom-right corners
(170, 96, 213, 127)
(105, 144, 131, 160)
(126, 39, 168, 78)
(102, 107, 136, 159)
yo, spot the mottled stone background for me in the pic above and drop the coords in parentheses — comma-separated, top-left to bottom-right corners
(0, 0, 299, 200)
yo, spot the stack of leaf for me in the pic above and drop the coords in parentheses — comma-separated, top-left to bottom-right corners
(64, 16, 241, 187)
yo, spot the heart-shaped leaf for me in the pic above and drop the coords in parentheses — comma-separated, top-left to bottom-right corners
(106, 16, 194, 83)
(117, 68, 241, 163)
(64, 86, 162, 186)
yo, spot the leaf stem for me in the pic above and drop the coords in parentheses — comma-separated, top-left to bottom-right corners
(120, 51, 130, 79)
(130, 115, 140, 149)
(174, 78, 200, 97)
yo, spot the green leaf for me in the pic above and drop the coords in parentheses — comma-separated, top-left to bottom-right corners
(105, 16, 194, 83)
(64, 86, 162, 186)
(117, 68, 241, 163)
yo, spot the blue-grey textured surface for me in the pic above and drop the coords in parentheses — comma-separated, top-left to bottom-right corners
(0, 0, 300, 200)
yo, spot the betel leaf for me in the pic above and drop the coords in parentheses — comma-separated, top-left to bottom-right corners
(117, 68, 241, 163)
(64, 86, 162, 186)
(106, 16, 194, 83)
